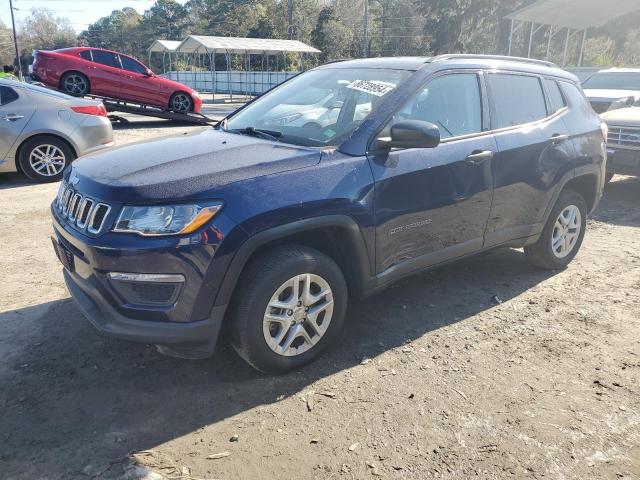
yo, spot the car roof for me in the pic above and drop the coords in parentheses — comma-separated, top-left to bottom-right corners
(316, 55, 577, 81)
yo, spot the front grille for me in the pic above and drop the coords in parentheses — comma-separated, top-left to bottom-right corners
(607, 125, 640, 150)
(55, 181, 111, 234)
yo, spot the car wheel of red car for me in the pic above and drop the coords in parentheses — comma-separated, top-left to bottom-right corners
(169, 92, 193, 113)
(60, 72, 90, 97)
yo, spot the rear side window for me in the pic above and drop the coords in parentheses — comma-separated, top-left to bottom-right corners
(487, 74, 547, 128)
(119, 55, 147, 74)
(91, 50, 120, 68)
(79, 50, 92, 61)
(0, 86, 19, 106)
(544, 79, 566, 113)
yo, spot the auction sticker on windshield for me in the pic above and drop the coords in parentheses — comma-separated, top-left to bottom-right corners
(346, 80, 396, 97)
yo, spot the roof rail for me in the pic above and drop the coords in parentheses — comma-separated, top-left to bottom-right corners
(430, 54, 558, 69)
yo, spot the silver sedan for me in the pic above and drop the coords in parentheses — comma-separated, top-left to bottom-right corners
(0, 79, 113, 182)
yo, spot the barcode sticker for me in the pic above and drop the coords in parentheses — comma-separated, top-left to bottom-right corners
(346, 80, 396, 97)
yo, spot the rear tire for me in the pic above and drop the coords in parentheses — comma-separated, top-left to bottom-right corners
(18, 136, 75, 183)
(169, 92, 193, 113)
(60, 72, 90, 96)
(524, 190, 587, 270)
(229, 245, 348, 374)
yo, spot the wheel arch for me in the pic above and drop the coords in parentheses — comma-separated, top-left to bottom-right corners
(59, 70, 91, 93)
(15, 132, 78, 171)
(563, 173, 600, 213)
(214, 215, 375, 308)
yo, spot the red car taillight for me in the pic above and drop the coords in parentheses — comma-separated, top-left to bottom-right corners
(71, 105, 108, 117)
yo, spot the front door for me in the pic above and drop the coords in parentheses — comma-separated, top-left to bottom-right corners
(369, 72, 496, 280)
(0, 85, 36, 162)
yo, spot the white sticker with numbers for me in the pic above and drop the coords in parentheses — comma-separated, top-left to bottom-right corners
(346, 80, 396, 97)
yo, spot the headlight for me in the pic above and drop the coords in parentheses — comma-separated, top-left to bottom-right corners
(114, 202, 223, 236)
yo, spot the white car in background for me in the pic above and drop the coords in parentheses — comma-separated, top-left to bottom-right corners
(582, 68, 640, 114)
(601, 103, 640, 181)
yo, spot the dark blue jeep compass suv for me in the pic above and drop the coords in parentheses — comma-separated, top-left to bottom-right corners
(51, 55, 606, 373)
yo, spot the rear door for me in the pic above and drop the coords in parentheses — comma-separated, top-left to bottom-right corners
(87, 50, 127, 99)
(484, 72, 576, 247)
(0, 86, 36, 162)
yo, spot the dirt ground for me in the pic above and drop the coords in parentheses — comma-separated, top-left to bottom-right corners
(0, 120, 639, 480)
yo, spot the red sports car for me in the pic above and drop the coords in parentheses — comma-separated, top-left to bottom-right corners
(31, 47, 202, 113)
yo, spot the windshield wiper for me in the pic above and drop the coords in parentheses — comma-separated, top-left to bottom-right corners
(228, 127, 282, 142)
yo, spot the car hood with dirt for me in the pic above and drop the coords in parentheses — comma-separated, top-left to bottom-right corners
(68, 128, 321, 203)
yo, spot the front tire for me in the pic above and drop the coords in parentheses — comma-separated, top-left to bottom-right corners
(18, 136, 75, 182)
(524, 190, 587, 270)
(229, 246, 348, 374)
(169, 92, 193, 113)
(60, 72, 89, 96)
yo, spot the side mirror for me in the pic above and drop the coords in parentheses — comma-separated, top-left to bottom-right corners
(145, 68, 154, 77)
(372, 120, 441, 150)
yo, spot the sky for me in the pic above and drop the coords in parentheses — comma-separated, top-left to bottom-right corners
(4, 0, 187, 33)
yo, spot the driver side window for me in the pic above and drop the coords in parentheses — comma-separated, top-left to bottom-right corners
(393, 73, 482, 140)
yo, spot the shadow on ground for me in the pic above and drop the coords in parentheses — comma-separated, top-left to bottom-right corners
(593, 175, 640, 227)
(0, 246, 555, 479)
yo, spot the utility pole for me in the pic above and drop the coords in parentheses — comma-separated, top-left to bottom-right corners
(9, 0, 23, 79)
(287, 0, 294, 40)
(362, 0, 368, 58)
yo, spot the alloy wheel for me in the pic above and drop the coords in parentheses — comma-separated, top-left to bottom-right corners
(551, 204, 581, 258)
(29, 144, 66, 177)
(63, 74, 87, 95)
(262, 273, 334, 357)
(172, 93, 192, 112)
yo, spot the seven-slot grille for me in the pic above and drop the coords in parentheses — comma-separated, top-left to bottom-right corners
(56, 181, 111, 234)
(607, 125, 640, 150)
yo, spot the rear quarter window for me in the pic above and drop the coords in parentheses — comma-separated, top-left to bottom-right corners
(544, 78, 567, 113)
(487, 73, 548, 128)
(80, 50, 92, 61)
(0, 86, 19, 106)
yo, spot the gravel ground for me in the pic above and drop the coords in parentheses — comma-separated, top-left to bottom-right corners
(0, 120, 639, 480)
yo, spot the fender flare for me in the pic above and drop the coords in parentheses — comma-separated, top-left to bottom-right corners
(541, 165, 602, 228)
(213, 215, 374, 306)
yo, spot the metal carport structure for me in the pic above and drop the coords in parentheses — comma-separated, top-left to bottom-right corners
(170, 35, 321, 100)
(147, 40, 181, 74)
(505, 0, 640, 66)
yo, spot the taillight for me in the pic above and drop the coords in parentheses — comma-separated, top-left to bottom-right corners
(71, 105, 107, 117)
(600, 122, 608, 143)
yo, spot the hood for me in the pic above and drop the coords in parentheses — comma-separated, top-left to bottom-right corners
(156, 75, 198, 94)
(70, 128, 321, 203)
(601, 106, 640, 126)
(584, 89, 640, 102)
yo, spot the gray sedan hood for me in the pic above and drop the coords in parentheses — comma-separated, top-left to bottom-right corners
(70, 128, 321, 203)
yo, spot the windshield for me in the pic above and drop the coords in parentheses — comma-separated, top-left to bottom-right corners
(582, 73, 640, 91)
(224, 68, 411, 147)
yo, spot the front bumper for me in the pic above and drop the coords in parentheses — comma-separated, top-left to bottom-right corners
(606, 147, 640, 176)
(64, 268, 227, 358)
(51, 194, 241, 359)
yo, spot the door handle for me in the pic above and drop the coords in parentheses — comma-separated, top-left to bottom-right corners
(465, 150, 494, 164)
(1, 114, 24, 121)
(550, 134, 569, 144)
